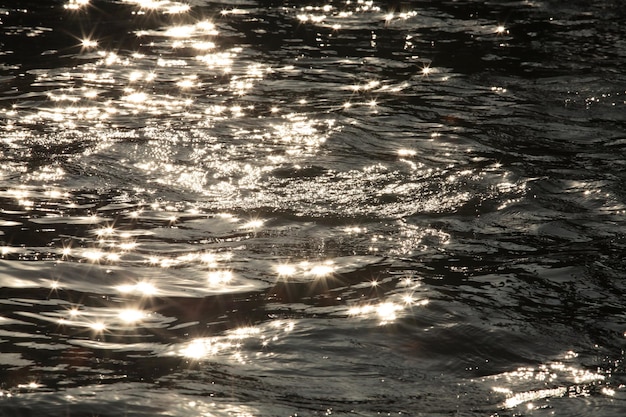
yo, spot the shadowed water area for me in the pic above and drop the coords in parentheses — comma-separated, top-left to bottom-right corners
(1, 0, 626, 415)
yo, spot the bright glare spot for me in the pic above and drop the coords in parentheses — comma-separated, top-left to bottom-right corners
(116, 282, 158, 296)
(196, 21, 216, 32)
(181, 339, 210, 359)
(90, 322, 106, 332)
(17, 382, 41, 389)
(221, 8, 248, 16)
(200, 253, 217, 265)
(118, 309, 145, 323)
(376, 302, 400, 322)
(129, 71, 143, 82)
(503, 387, 567, 409)
(242, 219, 264, 229)
(177, 79, 197, 89)
(398, 148, 416, 157)
(309, 264, 334, 277)
(230, 326, 261, 339)
(124, 92, 148, 103)
(106, 253, 120, 262)
(96, 226, 115, 236)
(180, 338, 230, 359)
(64, 0, 89, 9)
(119, 241, 137, 251)
(165, 25, 195, 38)
(192, 41, 216, 51)
(496, 25, 506, 34)
(402, 294, 414, 304)
(136, 282, 157, 295)
(275, 263, 297, 277)
(83, 250, 104, 261)
(421, 65, 432, 76)
(166, 4, 190, 14)
(81, 38, 98, 48)
(208, 270, 233, 285)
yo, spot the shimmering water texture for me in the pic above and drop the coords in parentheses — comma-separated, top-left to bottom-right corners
(2, 0, 626, 416)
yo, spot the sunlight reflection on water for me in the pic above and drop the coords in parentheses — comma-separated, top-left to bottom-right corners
(2, 0, 626, 416)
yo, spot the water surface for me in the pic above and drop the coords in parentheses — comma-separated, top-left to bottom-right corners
(1, 0, 626, 416)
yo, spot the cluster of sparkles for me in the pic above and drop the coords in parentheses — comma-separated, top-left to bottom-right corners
(175, 320, 296, 363)
(490, 354, 612, 410)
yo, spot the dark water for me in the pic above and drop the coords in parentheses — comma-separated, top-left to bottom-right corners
(1, 0, 626, 415)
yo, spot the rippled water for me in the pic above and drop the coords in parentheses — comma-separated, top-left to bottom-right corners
(1, 0, 626, 415)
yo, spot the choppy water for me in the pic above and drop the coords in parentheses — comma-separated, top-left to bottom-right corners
(1, 0, 626, 415)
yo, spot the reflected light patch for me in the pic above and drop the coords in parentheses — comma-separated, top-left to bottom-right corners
(166, 4, 190, 14)
(118, 309, 146, 323)
(196, 21, 216, 32)
(96, 226, 116, 236)
(180, 338, 231, 359)
(81, 38, 98, 48)
(229, 326, 261, 339)
(308, 263, 334, 277)
(200, 252, 217, 265)
(118, 241, 137, 251)
(17, 382, 41, 390)
(275, 263, 297, 277)
(124, 92, 148, 104)
(90, 322, 106, 332)
(116, 281, 158, 296)
(177, 77, 198, 89)
(220, 8, 248, 16)
(241, 219, 264, 229)
(192, 41, 216, 51)
(376, 302, 400, 322)
(398, 149, 416, 157)
(196, 52, 234, 69)
(503, 387, 567, 409)
(165, 25, 195, 38)
(82, 250, 104, 262)
(65, 0, 89, 9)
(207, 270, 233, 285)
(349, 298, 427, 324)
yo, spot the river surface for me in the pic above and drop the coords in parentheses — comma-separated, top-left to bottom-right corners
(1, 0, 626, 416)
